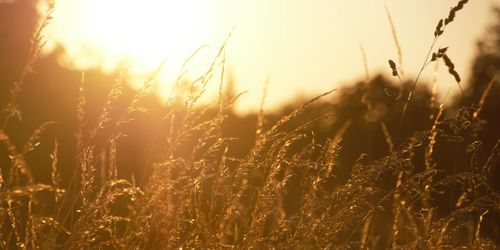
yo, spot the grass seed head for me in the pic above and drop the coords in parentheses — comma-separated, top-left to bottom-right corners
(388, 60, 398, 76)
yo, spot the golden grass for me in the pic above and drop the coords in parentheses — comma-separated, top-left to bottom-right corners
(0, 0, 499, 249)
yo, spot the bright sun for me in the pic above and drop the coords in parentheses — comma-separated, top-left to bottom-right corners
(41, 0, 230, 101)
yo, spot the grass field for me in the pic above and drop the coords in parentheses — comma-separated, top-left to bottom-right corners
(0, 0, 499, 249)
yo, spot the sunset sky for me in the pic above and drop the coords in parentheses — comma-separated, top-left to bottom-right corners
(40, 0, 499, 112)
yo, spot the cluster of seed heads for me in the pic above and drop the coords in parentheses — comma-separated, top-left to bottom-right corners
(430, 0, 468, 87)
(434, 0, 468, 37)
(431, 47, 461, 83)
(431, 47, 448, 61)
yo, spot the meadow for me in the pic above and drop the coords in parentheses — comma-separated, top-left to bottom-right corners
(0, 0, 499, 249)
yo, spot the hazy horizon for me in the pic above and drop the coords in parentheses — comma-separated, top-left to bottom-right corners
(39, 0, 499, 113)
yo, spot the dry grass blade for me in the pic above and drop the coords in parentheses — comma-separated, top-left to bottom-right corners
(475, 210, 489, 242)
(76, 72, 87, 159)
(80, 146, 96, 207)
(360, 210, 374, 249)
(256, 77, 270, 138)
(108, 137, 118, 180)
(473, 76, 497, 119)
(167, 45, 209, 103)
(90, 66, 130, 139)
(187, 30, 233, 109)
(1, 1, 55, 129)
(429, 60, 440, 117)
(426, 103, 444, 170)
(50, 139, 61, 203)
(482, 139, 500, 181)
(385, 5, 404, 77)
(359, 43, 370, 83)
(269, 89, 336, 134)
(218, 51, 227, 114)
(126, 61, 165, 114)
(22, 121, 56, 155)
(0, 130, 33, 184)
(380, 122, 394, 152)
(326, 119, 351, 172)
(0, 161, 3, 189)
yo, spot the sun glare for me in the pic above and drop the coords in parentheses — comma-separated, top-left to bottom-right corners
(37, 0, 495, 112)
(41, 0, 229, 102)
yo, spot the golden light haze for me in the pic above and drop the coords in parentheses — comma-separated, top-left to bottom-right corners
(39, 0, 498, 112)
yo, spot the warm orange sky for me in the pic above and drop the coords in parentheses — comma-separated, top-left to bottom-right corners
(40, 0, 499, 113)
